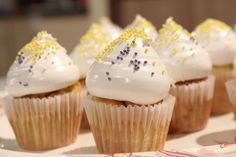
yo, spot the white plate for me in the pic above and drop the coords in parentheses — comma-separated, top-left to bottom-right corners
(1, 109, 236, 157)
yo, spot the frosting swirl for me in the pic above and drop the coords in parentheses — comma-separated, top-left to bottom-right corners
(193, 18, 236, 66)
(86, 28, 171, 105)
(6, 31, 80, 97)
(154, 18, 212, 82)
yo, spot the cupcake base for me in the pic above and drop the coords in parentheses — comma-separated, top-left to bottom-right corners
(226, 79, 236, 118)
(169, 75, 215, 133)
(4, 91, 84, 151)
(211, 66, 235, 115)
(84, 95, 175, 153)
(79, 79, 90, 130)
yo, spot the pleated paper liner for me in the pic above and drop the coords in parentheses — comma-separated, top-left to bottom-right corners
(211, 66, 235, 115)
(169, 75, 215, 133)
(78, 80, 90, 130)
(4, 91, 84, 151)
(84, 95, 175, 154)
(225, 79, 236, 118)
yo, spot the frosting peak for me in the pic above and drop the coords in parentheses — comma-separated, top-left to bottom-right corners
(158, 17, 191, 45)
(6, 31, 80, 97)
(127, 15, 158, 41)
(193, 18, 236, 66)
(86, 28, 171, 105)
(154, 18, 212, 82)
(70, 18, 122, 79)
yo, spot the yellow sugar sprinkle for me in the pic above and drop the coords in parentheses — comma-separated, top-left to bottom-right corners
(161, 70, 166, 75)
(152, 61, 156, 66)
(51, 61, 55, 64)
(144, 48, 149, 54)
(194, 18, 231, 36)
(158, 17, 191, 45)
(128, 15, 156, 34)
(42, 68, 47, 73)
(16, 31, 61, 63)
(170, 48, 178, 56)
(75, 23, 110, 56)
(96, 28, 148, 61)
(31, 71, 36, 76)
(68, 61, 74, 65)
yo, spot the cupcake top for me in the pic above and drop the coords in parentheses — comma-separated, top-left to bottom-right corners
(6, 31, 80, 97)
(154, 17, 212, 82)
(127, 15, 158, 41)
(70, 20, 122, 79)
(86, 28, 171, 105)
(99, 17, 122, 39)
(193, 18, 236, 66)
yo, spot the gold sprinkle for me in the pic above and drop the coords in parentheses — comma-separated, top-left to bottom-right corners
(96, 28, 148, 61)
(170, 48, 178, 56)
(51, 61, 55, 64)
(42, 68, 47, 73)
(152, 61, 156, 66)
(157, 17, 191, 45)
(15, 31, 61, 64)
(194, 18, 232, 37)
(73, 23, 110, 57)
(144, 48, 148, 54)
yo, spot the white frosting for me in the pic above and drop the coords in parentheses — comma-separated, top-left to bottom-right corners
(70, 20, 122, 79)
(100, 17, 122, 39)
(154, 18, 212, 82)
(193, 18, 236, 66)
(86, 28, 171, 105)
(6, 31, 80, 97)
(127, 15, 158, 41)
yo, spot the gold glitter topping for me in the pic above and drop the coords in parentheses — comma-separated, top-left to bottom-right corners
(15, 31, 61, 63)
(73, 23, 110, 56)
(158, 17, 191, 45)
(96, 28, 148, 61)
(194, 18, 232, 36)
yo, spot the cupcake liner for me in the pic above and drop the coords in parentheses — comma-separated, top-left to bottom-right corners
(211, 67, 235, 115)
(225, 79, 236, 118)
(79, 79, 90, 130)
(84, 95, 175, 154)
(4, 91, 84, 151)
(169, 75, 215, 133)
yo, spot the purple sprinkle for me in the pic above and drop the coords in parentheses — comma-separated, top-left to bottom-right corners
(106, 72, 109, 75)
(111, 61, 115, 65)
(138, 61, 141, 64)
(19, 81, 22, 84)
(117, 56, 120, 60)
(144, 60, 148, 65)
(151, 72, 155, 77)
(130, 60, 133, 64)
(23, 83, 29, 87)
(108, 77, 111, 81)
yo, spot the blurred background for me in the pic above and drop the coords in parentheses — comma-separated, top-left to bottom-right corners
(0, 0, 236, 77)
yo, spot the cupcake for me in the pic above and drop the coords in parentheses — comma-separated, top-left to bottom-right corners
(84, 28, 175, 153)
(193, 18, 236, 115)
(4, 31, 83, 150)
(154, 18, 214, 133)
(127, 14, 158, 42)
(70, 20, 122, 129)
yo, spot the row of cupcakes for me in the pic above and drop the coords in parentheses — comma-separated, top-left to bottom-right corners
(3, 15, 236, 153)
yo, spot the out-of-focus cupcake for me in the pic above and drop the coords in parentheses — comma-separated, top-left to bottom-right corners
(193, 18, 236, 115)
(84, 28, 175, 153)
(70, 20, 122, 129)
(127, 14, 158, 42)
(4, 31, 83, 150)
(154, 18, 214, 133)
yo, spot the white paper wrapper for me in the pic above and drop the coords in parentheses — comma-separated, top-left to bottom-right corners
(212, 67, 235, 115)
(225, 79, 236, 118)
(4, 91, 84, 151)
(79, 79, 90, 130)
(169, 75, 215, 133)
(84, 95, 175, 154)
